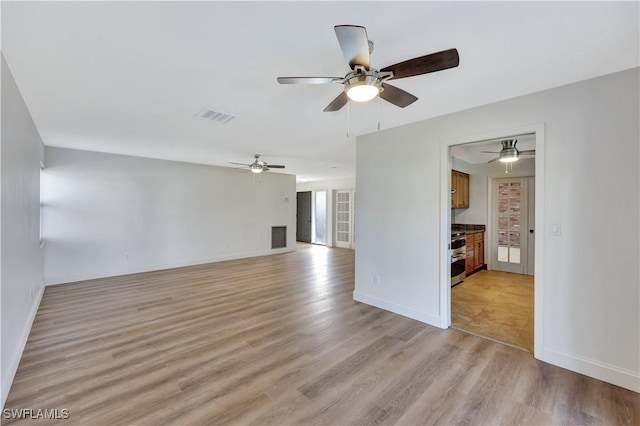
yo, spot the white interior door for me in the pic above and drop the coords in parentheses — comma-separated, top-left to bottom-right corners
(492, 178, 529, 274)
(335, 190, 353, 249)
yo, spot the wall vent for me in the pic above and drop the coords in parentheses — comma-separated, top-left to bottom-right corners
(194, 107, 236, 124)
(272, 226, 287, 249)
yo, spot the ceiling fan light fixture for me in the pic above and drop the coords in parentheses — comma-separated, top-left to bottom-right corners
(344, 74, 381, 102)
(230, 154, 285, 173)
(499, 155, 518, 163)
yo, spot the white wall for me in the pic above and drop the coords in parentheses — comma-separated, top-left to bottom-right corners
(1, 55, 45, 407)
(297, 177, 355, 247)
(44, 148, 296, 284)
(355, 68, 639, 391)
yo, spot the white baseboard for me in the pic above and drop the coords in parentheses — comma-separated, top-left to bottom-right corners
(543, 348, 640, 392)
(353, 291, 443, 329)
(353, 293, 639, 393)
(1, 286, 44, 409)
(46, 248, 295, 286)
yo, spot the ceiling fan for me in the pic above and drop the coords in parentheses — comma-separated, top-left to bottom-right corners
(277, 25, 459, 111)
(230, 154, 285, 174)
(481, 139, 535, 163)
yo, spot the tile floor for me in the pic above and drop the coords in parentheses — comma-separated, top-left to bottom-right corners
(452, 269, 534, 351)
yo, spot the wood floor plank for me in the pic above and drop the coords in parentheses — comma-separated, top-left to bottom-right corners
(4, 243, 638, 425)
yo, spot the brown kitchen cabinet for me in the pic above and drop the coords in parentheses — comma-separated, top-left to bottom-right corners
(465, 231, 485, 276)
(451, 170, 469, 209)
(465, 237, 475, 275)
(475, 232, 485, 272)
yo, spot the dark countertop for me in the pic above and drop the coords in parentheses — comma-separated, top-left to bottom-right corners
(463, 229, 485, 234)
(451, 224, 486, 235)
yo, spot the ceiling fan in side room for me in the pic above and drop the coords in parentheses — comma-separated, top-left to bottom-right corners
(277, 25, 459, 111)
(230, 154, 285, 174)
(481, 139, 535, 163)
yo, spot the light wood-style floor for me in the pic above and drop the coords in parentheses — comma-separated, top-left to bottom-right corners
(452, 270, 534, 352)
(5, 244, 638, 425)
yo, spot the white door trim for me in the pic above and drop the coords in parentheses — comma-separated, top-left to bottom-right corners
(439, 123, 546, 361)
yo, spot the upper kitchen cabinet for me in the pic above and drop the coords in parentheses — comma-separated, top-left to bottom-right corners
(451, 170, 469, 209)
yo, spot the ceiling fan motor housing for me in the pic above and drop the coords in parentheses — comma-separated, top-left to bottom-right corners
(498, 140, 519, 162)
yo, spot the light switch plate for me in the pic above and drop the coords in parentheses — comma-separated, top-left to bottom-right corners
(551, 222, 561, 236)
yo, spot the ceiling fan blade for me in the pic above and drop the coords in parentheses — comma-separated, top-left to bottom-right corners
(266, 165, 285, 169)
(381, 48, 459, 80)
(334, 25, 370, 70)
(277, 77, 341, 85)
(323, 91, 349, 112)
(379, 83, 418, 108)
(488, 157, 501, 163)
(229, 162, 250, 166)
(479, 151, 500, 154)
(519, 150, 536, 155)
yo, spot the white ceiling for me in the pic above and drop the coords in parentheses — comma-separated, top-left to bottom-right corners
(3, 1, 638, 182)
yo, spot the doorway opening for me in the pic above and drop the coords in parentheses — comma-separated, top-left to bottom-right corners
(297, 190, 329, 246)
(449, 133, 536, 352)
(314, 190, 327, 245)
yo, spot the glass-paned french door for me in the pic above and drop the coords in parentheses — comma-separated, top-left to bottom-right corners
(335, 189, 355, 249)
(492, 177, 530, 274)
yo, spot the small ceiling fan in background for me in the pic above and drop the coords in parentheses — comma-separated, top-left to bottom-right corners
(230, 154, 285, 174)
(482, 139, 535, 163)
(277, 25, 459, 111)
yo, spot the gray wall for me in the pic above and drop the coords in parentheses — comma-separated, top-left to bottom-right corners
(1, 55, 45, 407)
(355, 68, 639, 391)
(44, 148, 296, 285)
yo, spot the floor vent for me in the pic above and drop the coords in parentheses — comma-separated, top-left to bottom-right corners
(272, 226, 286, 249)
(194, 107, 236, 124)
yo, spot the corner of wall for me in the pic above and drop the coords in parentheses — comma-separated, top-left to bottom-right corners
(353, 291, 443, 329)
(1, 287, 44, 408)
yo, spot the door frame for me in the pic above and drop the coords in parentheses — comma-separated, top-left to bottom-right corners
(439, 123, 546, 360)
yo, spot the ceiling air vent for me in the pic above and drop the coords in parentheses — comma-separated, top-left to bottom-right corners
(194, 107, 236, 124)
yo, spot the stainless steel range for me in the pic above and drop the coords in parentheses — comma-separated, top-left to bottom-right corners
(451, 231, 466, 287)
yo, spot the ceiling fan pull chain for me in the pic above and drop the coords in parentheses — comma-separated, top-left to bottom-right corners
(505, 162, 514, 174)
(346, 101, 350, 138)
(377, 96, 381, 131)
